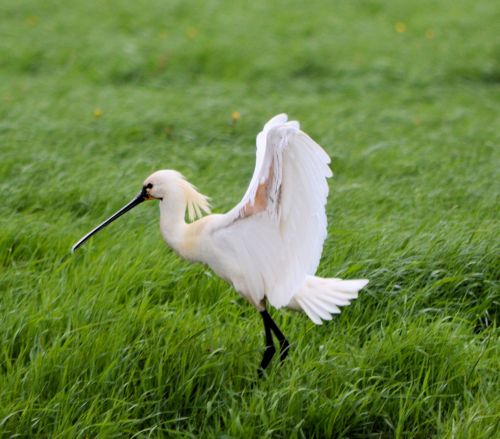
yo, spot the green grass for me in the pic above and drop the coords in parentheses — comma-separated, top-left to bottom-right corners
(1, 0, 499, 436)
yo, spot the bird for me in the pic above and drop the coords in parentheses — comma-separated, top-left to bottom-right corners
(72, 113, 369, 376)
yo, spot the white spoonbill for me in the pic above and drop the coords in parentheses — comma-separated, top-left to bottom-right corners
(72, 114, 368, 376)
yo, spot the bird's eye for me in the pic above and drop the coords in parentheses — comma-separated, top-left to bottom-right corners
(146, 183, 153, 189)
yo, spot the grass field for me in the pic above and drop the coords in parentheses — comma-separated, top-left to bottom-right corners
(1, 0, 499, 437)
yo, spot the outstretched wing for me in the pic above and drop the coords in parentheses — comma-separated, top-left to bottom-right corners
(212, 114, 332, 308)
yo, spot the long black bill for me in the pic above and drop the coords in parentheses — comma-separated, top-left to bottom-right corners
(72, 189, 147, 253)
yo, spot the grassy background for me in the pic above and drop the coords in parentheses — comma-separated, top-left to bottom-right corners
(1, 0, 499, 437)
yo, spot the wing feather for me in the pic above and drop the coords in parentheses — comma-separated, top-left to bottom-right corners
(212, 114, 332, 308)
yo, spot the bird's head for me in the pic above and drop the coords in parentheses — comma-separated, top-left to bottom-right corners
(141, 169, 186, 202)
(72, 170, 209, 252)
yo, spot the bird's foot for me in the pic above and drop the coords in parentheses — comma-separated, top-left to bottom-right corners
(258, 344, 276, 378)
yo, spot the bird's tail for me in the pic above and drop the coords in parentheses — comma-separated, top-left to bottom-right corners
(287, 275, 368, 324)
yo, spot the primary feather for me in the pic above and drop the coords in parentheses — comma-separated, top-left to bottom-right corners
(212, 114, 334, 309)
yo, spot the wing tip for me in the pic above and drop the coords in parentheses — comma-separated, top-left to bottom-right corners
(264, 113, 288, 129)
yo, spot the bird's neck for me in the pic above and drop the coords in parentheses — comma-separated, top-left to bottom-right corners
(158, 193, 188, 252)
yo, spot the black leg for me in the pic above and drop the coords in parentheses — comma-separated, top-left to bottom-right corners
(258, 311, 276, 377)
(262, 310, 290, 363)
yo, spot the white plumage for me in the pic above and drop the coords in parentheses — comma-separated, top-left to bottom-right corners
(205, 114, 366, 321)
(72, 113, 369, 375)
(212, 115, 334, 311)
